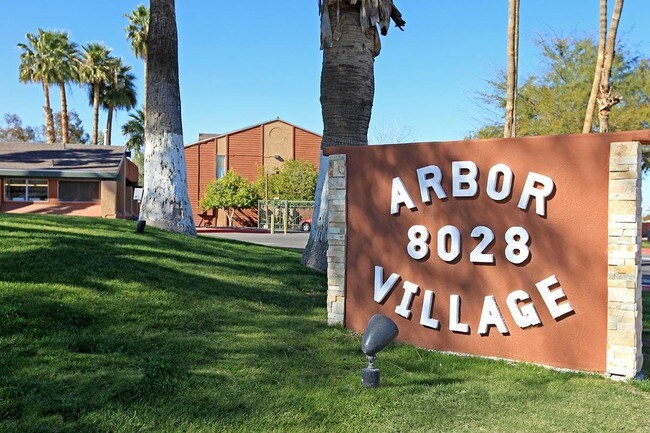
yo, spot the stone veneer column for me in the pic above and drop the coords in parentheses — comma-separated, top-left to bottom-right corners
(607, 141, 643, 379)
(327, 154, 347, 325)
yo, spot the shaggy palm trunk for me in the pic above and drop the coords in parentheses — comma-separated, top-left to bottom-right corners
(59, 83, 69, 143)
(583, 0, 608, 133)
(504, 0, 519, 138)
(106, 106, 114, 146)
(138, 0, 196, 236)
(302, 2, 376, 272)
(92, 84, 101, 144)
(597, 0, 624, 133)
(42, 82, 55, 143)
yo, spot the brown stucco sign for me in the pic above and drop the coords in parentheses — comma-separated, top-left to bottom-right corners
(325, 131, 649, 377)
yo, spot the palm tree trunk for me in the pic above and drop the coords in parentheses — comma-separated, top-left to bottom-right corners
(139, 0, 196, 236)
(583, 0, 608, 133)
(504, 0, 519, 138)
(302, 1, 376, 272)
(92, 84, 100, 144)
(42, 82, 56, 143)
(143, 58, 148, 115)
(59, 83, 69, 143)
(319, 3, 375, 147)
(143, 57, 148, 147)
(106, 106, 114, 146)
(598, 0, 624, 133)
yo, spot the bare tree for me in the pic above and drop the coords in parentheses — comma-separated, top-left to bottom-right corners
(583, 0, 624, 133)
(369, 120, 413, 144)
(504, 0, 520, 138)
(138, 0, 195, 235)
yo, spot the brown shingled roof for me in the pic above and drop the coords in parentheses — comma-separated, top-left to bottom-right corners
(0, 142, 126, 175)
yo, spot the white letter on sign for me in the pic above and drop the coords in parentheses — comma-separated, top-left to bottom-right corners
(449, 294, 470, 334)
(395, 281, 420, 319)
(391, 177, 416, 215)
(452, 161, 478, 198)
(374, 266, 400, 303)
(535, 275, 574, 320)
(486, 164, 514, 201)
(506, 290, 542, 329)
(420, 290, 440, 329)
(417, 165, 447, 203)
(517, 172, 555, 217)
(478, 296, 509, 335)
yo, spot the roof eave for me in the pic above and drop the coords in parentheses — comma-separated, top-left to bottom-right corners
(0, 169, 118, 179)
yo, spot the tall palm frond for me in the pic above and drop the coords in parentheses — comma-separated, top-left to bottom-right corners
(125, 5, 149, 60)
(17, 29, 61, 142)
(79, 43, 116, 144)
(48, 32, 80, 143)
(121, 108, 145, 153)
(97, 59, 137, 145)
(125, 5, 150, 121)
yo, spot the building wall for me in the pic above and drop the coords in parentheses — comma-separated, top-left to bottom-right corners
(115, 159, 140, 219)
(264, 121, 293, 173)
(185, 141, 201, 219)
(0, 158, 139, 219)
(1, 178, 105, 217)
(294, 128, 321, 167)
(229, 126, 263, 181)
(100, 180, 117, 218)
(185, 120, 322, 227)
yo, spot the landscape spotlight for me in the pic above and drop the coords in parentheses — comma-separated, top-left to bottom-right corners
(361, 314, 399, 388)
(135, 220, 146, 234)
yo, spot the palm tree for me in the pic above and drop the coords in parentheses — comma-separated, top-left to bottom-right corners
(139, 0, 195, 235)
(125, 5, 149, 112)
(99, 59, 137, 146)
(504, 0, 520, 138)
(49, 32, 80, 144)
(79, 43, 115, 144)
(17, 29, 59, 143)
(122, 107, 145, 185)
(302, 0, 405, 272)
(583, 0, 625, 133)
(121, 107, 144, 153)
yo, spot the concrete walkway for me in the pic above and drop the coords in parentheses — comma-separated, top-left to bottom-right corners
(199, 228, 309, 251)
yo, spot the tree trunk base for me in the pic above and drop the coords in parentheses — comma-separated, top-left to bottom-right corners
(301, 236, 328, 274)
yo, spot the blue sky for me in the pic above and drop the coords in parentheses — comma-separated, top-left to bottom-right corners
(1, 1, 649, 205)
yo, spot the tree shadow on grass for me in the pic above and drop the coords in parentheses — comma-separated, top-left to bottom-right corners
(0, 215, 342, 429)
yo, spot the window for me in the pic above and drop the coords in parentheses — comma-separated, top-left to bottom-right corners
(216, 155, 226, 179)
(3, 179, 48, 202)
(58, 181, 100, 202)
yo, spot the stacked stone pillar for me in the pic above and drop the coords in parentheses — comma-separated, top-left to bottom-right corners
(607, 141, 643, 379)
(327, 154, 347, 325)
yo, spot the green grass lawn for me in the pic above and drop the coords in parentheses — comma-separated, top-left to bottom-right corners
(1, 214, 649, 433)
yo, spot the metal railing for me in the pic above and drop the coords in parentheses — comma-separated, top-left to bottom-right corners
(257, 200, 314, 233)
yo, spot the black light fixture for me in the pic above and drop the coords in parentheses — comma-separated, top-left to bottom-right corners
(361, 314, 399, 388)
(135, 219, 146, 234)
